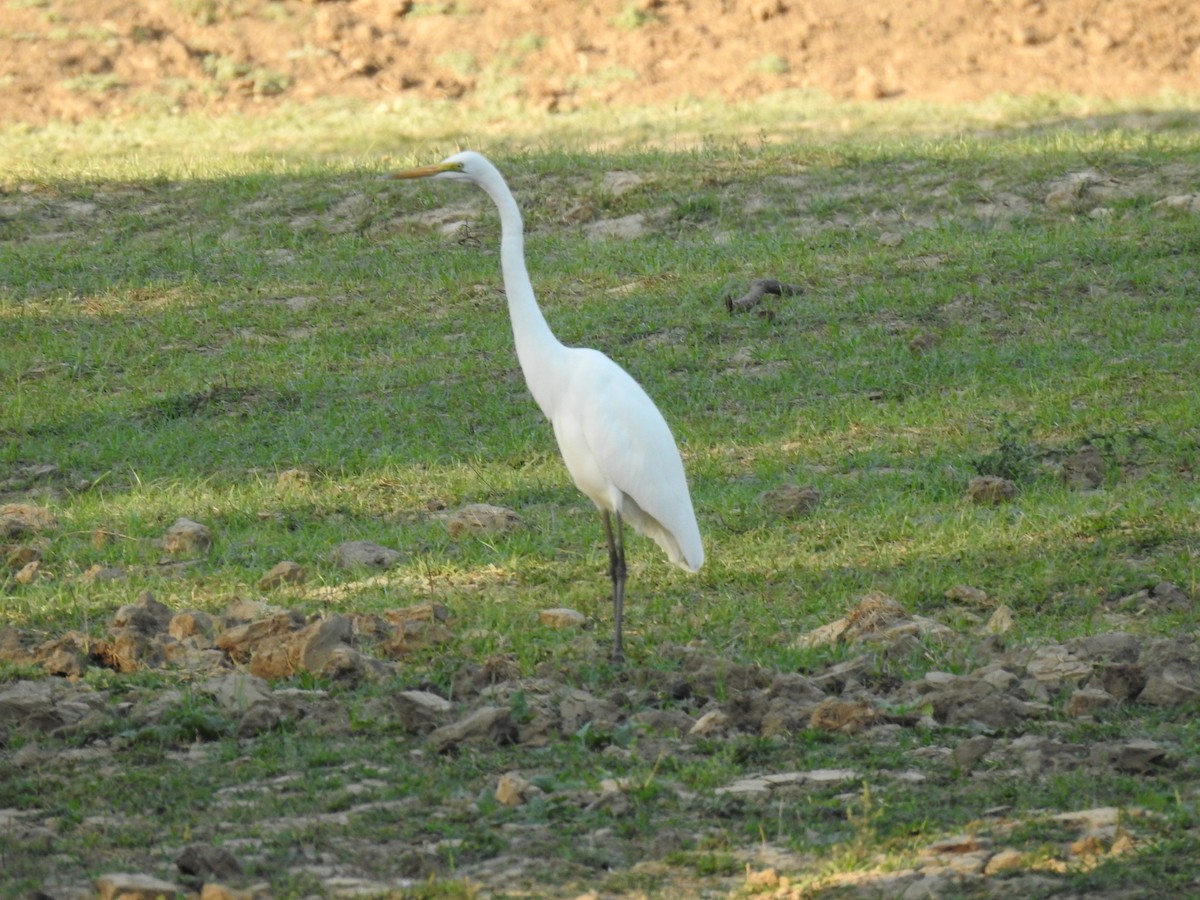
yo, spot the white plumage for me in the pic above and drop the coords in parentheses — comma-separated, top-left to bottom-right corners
(393, 150, 702, 659)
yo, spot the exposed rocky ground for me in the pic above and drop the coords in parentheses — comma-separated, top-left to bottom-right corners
(2, 500, 1197, 897)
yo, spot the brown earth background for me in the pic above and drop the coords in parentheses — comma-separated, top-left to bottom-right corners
(2, 0, 1199, 128)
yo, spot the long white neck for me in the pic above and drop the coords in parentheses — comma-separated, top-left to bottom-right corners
(478, 170, 569, 418)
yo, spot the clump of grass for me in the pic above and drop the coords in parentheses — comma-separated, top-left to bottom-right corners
(613, 2, 659, 29)
(972, 418, 1040, 483)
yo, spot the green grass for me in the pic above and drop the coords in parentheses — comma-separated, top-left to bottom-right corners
(3, 95, 1200, 895)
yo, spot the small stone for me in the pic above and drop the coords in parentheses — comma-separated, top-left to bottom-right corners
(585, 213, 648, 240)
(688, 709, 730, 735)
(539, 607, 587, 629)
(83, 564, 126, 582)
(907, 330, 940, 354)
(445, 503, 523, 537)
(1066, 687, 1115, 718)
(983, 604, 1015, 635)
(1062, 445, 1105, 489)
(757, 484, 820, 517)
(1027, 645, 1093, 684)
(331, 540, 403, 570)
(176, 843, 244, 880)
(162, 517, 212, 555)
(952, 735, 993, 771)
(430, 706, 516, 752)
(169, 610, 217, 643)
(1154, 193, 1200, 213)
(257, 560, 307, 589)
(112, 592, 173, 635)
(95, 872, 185, 900)
(14, 560, 40, 584)
(1150, 580, 1191, 610)
(966, 475, 1016, 505)
(945, 584, 988, 605)
(1114, 740, 1168, 773)
(276, 468, 311, 488)
(745, 867, 779, 888)
(5, 544, 40, 569)
(0, 503, 58, 534)
(984, 848, 1025, 874)
(495, 771, 532, 806)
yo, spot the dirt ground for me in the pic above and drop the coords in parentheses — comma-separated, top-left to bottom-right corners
(2, 0, 1199, 127)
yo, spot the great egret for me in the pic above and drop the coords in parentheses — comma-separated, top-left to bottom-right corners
(392, 151, 703, 661)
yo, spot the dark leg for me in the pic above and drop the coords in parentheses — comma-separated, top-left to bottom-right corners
(602, 510, 627, 662)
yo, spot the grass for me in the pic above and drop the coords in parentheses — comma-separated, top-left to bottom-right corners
(2, 95, 1200, 895)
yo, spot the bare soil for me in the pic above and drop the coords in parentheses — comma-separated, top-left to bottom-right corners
(2, 0, 1199, 126)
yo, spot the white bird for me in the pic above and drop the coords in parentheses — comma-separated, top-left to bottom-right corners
(392, 150, 703, 661)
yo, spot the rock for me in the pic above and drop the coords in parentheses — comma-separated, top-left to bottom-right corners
(495, 771, 535, 806)
(984, 848, 1026, 874)
(1065, 687, 1116, 717)
(257, 560, 307, 589)
(1150, 580, 1192, 610)
(95, 872, 185, 899)
(0, 627, 36, 666)
(101, 629, 167, 673)
(924, 682, 1036, 729)
(83, 564, 126, 582)
(376, 604, 454, 656)
(907, 329, 941, 354)
(276, 467, 311, 488)
(983, 604, 1015, 635)
(585, 213, 648, 240)
(1065, 631, 1140, 663)
(429, 706, 516, 752)
(952, 735, 993, 771)
(200, 884, 262, 900)
(1113, 740, 1169, 773)
(200, 673, 275, 714)
(215, 613, 299, 665)
(291, 615, 352, 673)
(5, 543, 41, 569)
(716, 768, 857, 796)
(112, 592, 173, 635)
(176, 843, 243, 880)
(966, 475, 1016, 504)
(757, 484, 820, 517)
(809, 698, 878, 734)
(559, 689, 621, 734)
(1154, 193, 1200, 213)
(36, 631, 95, 678)
(688, 709, 731, 736)
(14, 560, 40, 584)
(1096, 663, 1146, 701)
(1137, 637, 1200, 706)
(629, 708, 695, 734)
(538, 607, 587, 629)
(246, 615, 353, 679)
(444, 503, 522, 537)
(1026, 645, 1093, 685)
(169, 610, 218, 644)
(1061, 445, 1106, 489)
(330, 539, 403, 570)
(161, 517, 212, 555)
(393, 690, 453, 733)
(223, 598, 293, 624)
(0, 503, 58, 535)
(945, 584, 988, 605)
(602, 171, 647, 196)
(798, 593, 951, 648)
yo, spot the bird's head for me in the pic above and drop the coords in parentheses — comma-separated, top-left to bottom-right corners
(390, 150, 490, 184)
